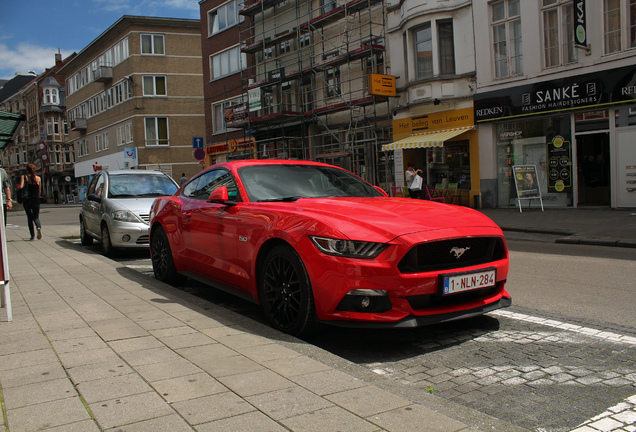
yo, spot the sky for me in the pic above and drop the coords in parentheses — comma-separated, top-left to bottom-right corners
(0, 0, 200, 80)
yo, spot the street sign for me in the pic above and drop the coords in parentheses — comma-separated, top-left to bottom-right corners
(193, 137, 204, 148)
(194, 148, 205, 160)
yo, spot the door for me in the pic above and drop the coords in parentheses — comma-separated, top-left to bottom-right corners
(83, 173, 104, 235)
(576, 133, 610, 206)
(616, 129, 636, 207)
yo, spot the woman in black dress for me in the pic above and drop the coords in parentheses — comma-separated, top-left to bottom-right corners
(19, 163, 42, 240)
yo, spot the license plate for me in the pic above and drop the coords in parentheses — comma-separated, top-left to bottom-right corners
(442, 269, 496, 295)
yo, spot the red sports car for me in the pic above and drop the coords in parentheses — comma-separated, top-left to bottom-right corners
(149, 160, 511, 336)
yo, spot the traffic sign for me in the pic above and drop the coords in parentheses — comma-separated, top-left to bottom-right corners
(194, 148, 205, 160)
(193, 137, 204, 148)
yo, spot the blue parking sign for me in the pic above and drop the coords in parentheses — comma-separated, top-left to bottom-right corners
(193, 137, 204, 148)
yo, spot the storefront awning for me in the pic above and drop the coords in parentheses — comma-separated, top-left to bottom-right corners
(382, 126, 475, 151)
(0, 111, 26, 150)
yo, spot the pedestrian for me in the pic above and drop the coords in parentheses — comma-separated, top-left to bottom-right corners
(405, 162, 423, 199)
(19, 164, 42, 240)
(180, 173, 187, 186)
(53, 188, 59, 204)
(0, 167, 13, 225)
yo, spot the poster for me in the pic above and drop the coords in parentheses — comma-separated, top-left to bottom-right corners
(513, 165, 540, 199)
(546, 135, 572, 193)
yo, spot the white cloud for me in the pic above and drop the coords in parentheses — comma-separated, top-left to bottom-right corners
(0, 43, 74, 80)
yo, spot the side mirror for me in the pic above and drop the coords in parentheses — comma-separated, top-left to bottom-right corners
(374, 186, 389, 197)
(208, 186, 237, 206)
(87, 193, 102, 203)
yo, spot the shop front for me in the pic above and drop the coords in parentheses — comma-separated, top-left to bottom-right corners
(475, 65, 636, 209)
(383, 107, 478, 206)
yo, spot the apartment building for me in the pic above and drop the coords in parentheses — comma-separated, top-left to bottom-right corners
(223, 0, 391, 186)
(60, 16, 205, 186)
(384, 0, 479, 206)
(473, 0, 636, 209)
(199, 0, 255, 166)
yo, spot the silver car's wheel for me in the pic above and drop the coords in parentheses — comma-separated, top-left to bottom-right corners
(101, 225, 114, 257)
(80, 219, 93, 246)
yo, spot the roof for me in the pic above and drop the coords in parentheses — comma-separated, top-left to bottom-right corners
(0, 110, 26, 150)
(0, 73, 37, 104)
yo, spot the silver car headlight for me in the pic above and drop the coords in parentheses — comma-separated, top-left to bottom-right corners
(310, 236, 387, 259)
(112, 210, 144, 223)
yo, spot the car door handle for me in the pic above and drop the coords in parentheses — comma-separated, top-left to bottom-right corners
(183, 211, 192, 218)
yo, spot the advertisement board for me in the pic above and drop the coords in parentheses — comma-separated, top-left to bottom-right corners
(512, 165, 544, 212)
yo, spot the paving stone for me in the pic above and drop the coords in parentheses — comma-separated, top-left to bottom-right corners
(368, 404, 469, 432)
(247, 386, 334, 420)
(217, 369, 295, 397)
(281, 405, 379, 432)
(6, 397, 91, 432)
(195, 410, 288, 432)
(325, 385, 410, 418)
(171, 391, 255, 425)
(88, 391, 175, 429)
(150, 372, 227, 403)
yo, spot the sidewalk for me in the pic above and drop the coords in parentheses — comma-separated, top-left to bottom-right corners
(0, 221, 524, 431)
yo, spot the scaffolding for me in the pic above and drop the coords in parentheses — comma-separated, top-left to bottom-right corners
(231, 0, 392, 186)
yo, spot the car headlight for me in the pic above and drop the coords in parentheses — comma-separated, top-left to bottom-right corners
(112, 210, 144, 223)
(310, 236, 387, 258)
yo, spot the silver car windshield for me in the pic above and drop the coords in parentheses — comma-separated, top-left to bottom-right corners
(108, 174, 178, 198)
(239, 165, 382, 202)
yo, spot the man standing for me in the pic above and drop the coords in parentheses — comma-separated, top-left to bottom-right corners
(180, 173, 187, 186)
(0, 167, 13, 225)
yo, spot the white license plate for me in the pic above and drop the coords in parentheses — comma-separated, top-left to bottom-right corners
(442, 269, 496, 295)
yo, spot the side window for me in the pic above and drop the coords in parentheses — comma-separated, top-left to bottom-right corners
(94, 175, 105, 197)
(183, 169, 240, 201)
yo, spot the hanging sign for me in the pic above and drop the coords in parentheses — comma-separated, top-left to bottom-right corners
(574, 0, 587, 48)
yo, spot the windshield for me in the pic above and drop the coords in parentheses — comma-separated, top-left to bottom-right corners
(108, 174, 178, 198)
(239, 164, 382, 202)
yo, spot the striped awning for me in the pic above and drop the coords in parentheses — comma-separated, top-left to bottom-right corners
(382, 126, 475, 151)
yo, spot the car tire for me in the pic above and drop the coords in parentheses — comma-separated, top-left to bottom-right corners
(80, 219, 93, 246)
(150, 226, 179, 284)
(101, 225, 115, 257)
(259, 244, 317, 337)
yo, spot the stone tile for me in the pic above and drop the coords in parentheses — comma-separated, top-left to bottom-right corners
(57, 347, 121, 368)
(218, 369, 295, 397)
(3, 377, 77, 409)
(0, 361, 67, 388)
(0, 330, 51, 355)
(246, 387, 334, 420)
(171, 391, 255, 425)
(51, 335, 108, 353)
(150, 325, 198, 338)
(236, 343, 302, 363)
(195, 410, 288, 432)
(66, 359, 135, 384)
(213, 333, 273, 350)
(137, 315, 186, 331)
(88, 392, 175, 429)
(103, 414, 194, 432)
(369, 404, 469, 432)
(76, 373, 154, 404)
(289, 369, 366, 396)
(133, 358, 203, 382)
(150, 372, 227, 403)
(326, 386, 410, 418)
(177, 343, 238, 364)
(90, 319, 149, 341)
(44, 326, 96, 341)
(7, 397, 91, 432)
(281, 405, 378, 432)
(118, 346, 183, 367)
(262, 355, 331, 378)
(108, 335, 166, 353)
(197, 354, 264, 377)
(40, 419, 101, 432)
(155, 332, 217, 350)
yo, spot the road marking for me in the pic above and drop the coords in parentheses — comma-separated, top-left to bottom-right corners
(570, 394, 636, 432)
(490, 310, 636, 346)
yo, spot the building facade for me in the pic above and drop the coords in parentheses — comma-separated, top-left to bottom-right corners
(384, 0, 479, 206)
(473, 0, 636, 209)
(60, 16, 206, 188)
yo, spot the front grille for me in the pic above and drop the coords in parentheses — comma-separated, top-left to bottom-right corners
(136, 235, 149, 244)
(398, 237, 505, 273)
(139, 213, 150, 224)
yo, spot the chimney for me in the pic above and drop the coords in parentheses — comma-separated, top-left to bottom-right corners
(55, 49, 62, 66)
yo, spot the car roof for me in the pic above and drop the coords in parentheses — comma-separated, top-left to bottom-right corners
(213, 159, 334, 170)
(98, 170, 171, 176)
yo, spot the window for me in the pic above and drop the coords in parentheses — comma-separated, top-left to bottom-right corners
(95, 134, 104, 152)
(55, 145, 62, 164)
(210, 46, 246, 80)
(125, 123, 133, 143)
(65, 146, 74, 164)
(143, 76, 167, 96)
(603, 0, 636, 53)
(53, 117, 60, 135)
(183, 169, 239, 201)
(414, 23, 433, 79)
(77, 139, 89, 157)
(46, 118, 52, 136)
(324, 52, 341, 97)
(213, 97, 245, 133)
(141, 34, 165, 55)
(542, 0, 577, 67)
(322, 0, 337, 14)
(208, 0, 244, 36)
(438, 21, 455, 75)
(145, 117, 169, 146)
(492, 0, 522, 78)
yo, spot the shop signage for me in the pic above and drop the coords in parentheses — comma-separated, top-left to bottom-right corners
(248, 88, 261, 112)
(206, 138, 255, 156)
(393, 107, 474, 141)
(574, 0, 587, 48)
(268, 68, 285, 82)
(475, 65, 636, 122)
(512, 165, 540, 199)
(546, 135, 572, 193)
(368, 74, 396, 97)
(225, 103, 248, 123)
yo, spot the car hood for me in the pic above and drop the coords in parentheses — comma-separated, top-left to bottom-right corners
(106, 197, 158, 215)
(257, 197, 502, 242)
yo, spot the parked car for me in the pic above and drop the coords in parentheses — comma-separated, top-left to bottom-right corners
(149, 160, 511, 336)
(80, 170, 178, 256)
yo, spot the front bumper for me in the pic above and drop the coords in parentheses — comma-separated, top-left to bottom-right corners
(108, 221, 150, 248)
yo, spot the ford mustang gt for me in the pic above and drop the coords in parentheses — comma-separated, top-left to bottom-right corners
(149, 160, 511, 336)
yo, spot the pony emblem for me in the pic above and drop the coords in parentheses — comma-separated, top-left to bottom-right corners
(450, 247, 470, 259)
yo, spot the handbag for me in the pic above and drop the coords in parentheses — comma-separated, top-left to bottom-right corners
(410, 175, 423, 192)
(16, 176, 29, 204)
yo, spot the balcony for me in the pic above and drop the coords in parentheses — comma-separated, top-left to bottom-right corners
(93, 66, 113, 82)
(71, 118, 87, 131)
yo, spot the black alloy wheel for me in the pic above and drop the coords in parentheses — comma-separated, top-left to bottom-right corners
(101, 225, 114, 257)
(150, 226, 179, 284)
(259, 244, 316, 336)
(80, 219, 93, 246)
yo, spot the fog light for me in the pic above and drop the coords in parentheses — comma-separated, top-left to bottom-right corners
(122, 234, 131, 242)
(358, 296, 371, 309)
(336, 289, 392, 313)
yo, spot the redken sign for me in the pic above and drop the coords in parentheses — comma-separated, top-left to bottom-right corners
(474, 65, 636, 122)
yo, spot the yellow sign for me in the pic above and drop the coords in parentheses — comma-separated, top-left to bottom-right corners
(368, 74, 396, 97)
(206, 138, 255, 156)
(393, 107, 474, 141)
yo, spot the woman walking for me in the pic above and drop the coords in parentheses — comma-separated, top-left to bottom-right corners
(19, 164, 42, 240)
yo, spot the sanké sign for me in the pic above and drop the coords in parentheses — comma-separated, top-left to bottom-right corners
(475, 65, 636, 122)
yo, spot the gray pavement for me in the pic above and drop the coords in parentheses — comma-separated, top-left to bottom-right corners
(0, 205, 634, 431)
